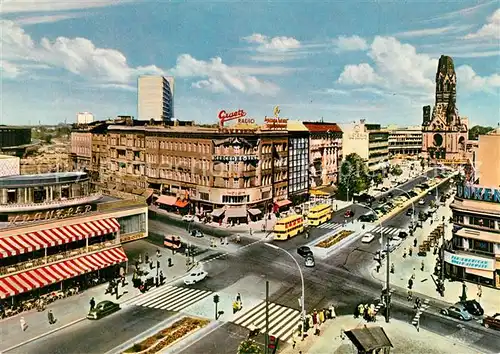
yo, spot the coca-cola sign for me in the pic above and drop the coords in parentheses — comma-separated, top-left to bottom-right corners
(218, 109, 247, 126)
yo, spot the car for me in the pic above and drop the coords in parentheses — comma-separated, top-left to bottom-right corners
(379, 197, 388, 203)
(190, 229, 204, 238)
(388, 192, 394, 198)
(297, 246, 313, 258)
(344, 209, 354, 218)
(87, 300, 120, 320)
(359, 214, 377, 222)
(398, 231, 409, 239)
(381, 187, 389, 192)
(405, 209, 414, 216)
(461, 300, 484, 316)
(389, 236, 403, 248)
(361, 233, 375, 243)
(304, 256, 315, 267)
(418, 199, 425, 205)
(182, 214, 195, 222)
(483, 313, 500, 330)
(184, 270, 208, 285)
(440, 304, 472, 321)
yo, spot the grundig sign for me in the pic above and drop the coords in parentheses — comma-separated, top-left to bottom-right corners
(8, 204, 93, 225)
(456, 184, 500, 204)
(218, 109, 247, 127)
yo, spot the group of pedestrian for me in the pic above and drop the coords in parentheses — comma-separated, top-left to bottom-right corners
(354, 303, 376, 322)
(293, 304, 336, 347)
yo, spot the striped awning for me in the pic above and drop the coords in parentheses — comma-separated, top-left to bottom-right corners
(0, 247, 127, 299)
(0, 218, 120, 259)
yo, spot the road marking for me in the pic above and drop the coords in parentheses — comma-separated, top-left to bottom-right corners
(316, 222, 343, 230)
(371, 226, 402, 236)
(231, 300, 301, 343)
(129, 285, 213, 312)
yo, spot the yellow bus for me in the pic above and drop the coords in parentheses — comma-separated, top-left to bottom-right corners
(306, 203, 332, 226)
(273, 215, 305, 240)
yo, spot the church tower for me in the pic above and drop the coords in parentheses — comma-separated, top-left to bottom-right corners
(421, 55, 469, 162)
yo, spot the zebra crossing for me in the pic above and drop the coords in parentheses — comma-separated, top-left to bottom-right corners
(316, 222, 343, 230)
(231, 300, 301, 343)
(129, 285, 213, 312)
(412, 298, 430, 326)
(370, 225, 403, 236)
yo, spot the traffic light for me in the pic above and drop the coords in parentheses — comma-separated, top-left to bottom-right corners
(268, 335, 279, 354)
(213, 294, 219, 304)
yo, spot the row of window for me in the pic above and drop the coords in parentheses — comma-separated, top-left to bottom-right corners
(454, 213, 499, 230)
(145, 140, 211, 154)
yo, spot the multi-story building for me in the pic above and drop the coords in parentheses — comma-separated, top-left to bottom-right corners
(287, 121, 310, 203)
(387, 125, 422, 157)
(303, 122, 342, 188)
(138, 76, 174, 122)
(0, 126, 33, 158)
(341, 120, 389, 172)
(422, 55, 469, 163)
(446, 128, 500, 289)
(77, 112, 94, 125)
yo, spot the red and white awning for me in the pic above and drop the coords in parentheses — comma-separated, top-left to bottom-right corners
(0, 218, 120, 259)
(0, 247, 127, 299)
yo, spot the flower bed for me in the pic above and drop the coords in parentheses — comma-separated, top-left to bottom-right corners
(315, 230, 354, 248)
(124, 317, 210, 354)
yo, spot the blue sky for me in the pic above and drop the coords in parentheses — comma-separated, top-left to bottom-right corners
(1, 0, 499, 127)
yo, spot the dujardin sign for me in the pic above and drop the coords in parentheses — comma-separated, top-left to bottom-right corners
(456, 184, 500, 203)
(262, 105, 288, 130)
(8, 204, 94, 225)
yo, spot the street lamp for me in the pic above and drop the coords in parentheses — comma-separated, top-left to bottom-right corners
(264, 243, 306, 339)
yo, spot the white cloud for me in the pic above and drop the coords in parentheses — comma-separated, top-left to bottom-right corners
(332, 35, 368, 51)
(169, 54, 280, 96)
(422, 0, 497, 22)
(0, 60, 21, 78)
(0, 0, 131, 13)
(395, 26, 468, 38)
(15, 14, 84, 25)
(315, 88, 349, 95)
(456, 65, 500, 92)
(242, 33, 301, 52)
(337, 63, 381, 85)
(464, 8, 500, 39)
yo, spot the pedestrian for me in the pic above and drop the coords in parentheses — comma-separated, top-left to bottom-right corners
(412, 269, 416, 279)
(312, 310, 318, 325)
(89, 297, 95, 312)
(319, 309, 325, 324)
(390, 263, 395, 274)
(236, 292, 242, 304)
(408, 278, 413, 290)
(145, 253, 149, 264)
(330, 304, 336, 319)
(413, 238, 417, 247)
(292, 337, 297, 349)
(20, 317, 28, 331)
(156, 249, 161, 258)
(48, 310, 56, 325)
(477, 284, 482, 299)
(407, 290, 413, 301)
(420, 261, 425, 272)
(403, 248, 407, 258)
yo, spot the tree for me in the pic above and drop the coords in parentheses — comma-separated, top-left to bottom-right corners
(468, 125, 494, 140)
(373, 173, 383, 186)
(337, 153, 370, 201)
(237, 340, 263, 354)
(43, 134, 53, 144)
(390, 165, 403, 176)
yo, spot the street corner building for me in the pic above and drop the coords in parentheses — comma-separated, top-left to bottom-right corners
(444, 128, 500, 289)
(0, 160, 148, 302)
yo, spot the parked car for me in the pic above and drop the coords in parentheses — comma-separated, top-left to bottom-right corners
(359, 214, 377, 222)
(297, 246, 313, 258)
(87, 300, 120, 320)
(483, 313, 500, 330)
(184, 270, 208, 285)
(405, 208, 414, 216)
(344, 209, 354, 218)
(190, 229, 204, 238)
(441, 304, 472, 321)
(361, 233, 375, 243)
(304, 256, 315, 267)
(182, 215, 195, 222)
(398, 231, 409, 239)
(461, 300, 484, 316)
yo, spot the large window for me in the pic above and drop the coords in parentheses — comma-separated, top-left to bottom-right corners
(469, 216, 496, 229)
(119, 213, 146, 235)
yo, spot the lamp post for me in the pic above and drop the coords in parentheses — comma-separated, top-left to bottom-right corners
(264, 243, 305, 339)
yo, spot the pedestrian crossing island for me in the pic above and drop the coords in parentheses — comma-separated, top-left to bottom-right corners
(231, 300, 301, 343)
(130, 285, 213, 312)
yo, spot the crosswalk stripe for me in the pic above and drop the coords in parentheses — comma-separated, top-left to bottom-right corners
(131, 285, 213, 312)
(170, 291, 212, 312)
(254, 305, 283, 328)
(317, 222, 342, 230)
(267, 307, 294, 328)
(151, 288, 201, 309)
(273, 312, 300, 338)
(233, 301, 266, 325)
(240, 303, 276, 327)
(139, 287, 192, 307)
(133, 285, 175, 305)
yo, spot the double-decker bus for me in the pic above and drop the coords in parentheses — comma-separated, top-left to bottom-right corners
(273, 214, 304, 240)
(306, 203, 332, 226)
(163, 235, 182, 250)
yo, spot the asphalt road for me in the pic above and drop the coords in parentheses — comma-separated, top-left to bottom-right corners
(9, 306, 176, 354)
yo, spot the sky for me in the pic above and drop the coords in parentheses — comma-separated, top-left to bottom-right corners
(1, 0, 499, 127)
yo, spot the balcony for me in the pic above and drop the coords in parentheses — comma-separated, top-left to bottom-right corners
(0, 193, 103, 212)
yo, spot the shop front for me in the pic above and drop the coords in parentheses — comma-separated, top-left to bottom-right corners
(444, 251, 498, 288)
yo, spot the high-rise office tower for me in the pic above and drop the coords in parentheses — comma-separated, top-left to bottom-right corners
(138, 76, 174, 122)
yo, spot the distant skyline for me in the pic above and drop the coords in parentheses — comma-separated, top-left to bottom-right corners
(1, 0, 499, 127)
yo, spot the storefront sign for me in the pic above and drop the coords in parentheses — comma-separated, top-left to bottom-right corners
(8, 204, 94, 225)
(263, 117, 288, 130)
(456, 184, 500, 203)
(436, 159, 469, 164)
(444, 251, 494, 270)
(237, 118, 255, 124)
(218, 109, 247, 127)
(224, 191, 248, 196)
(349, 132, 367, 140)
(213, 155, 258, 162)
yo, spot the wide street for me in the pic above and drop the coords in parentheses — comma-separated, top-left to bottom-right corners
(7, 168, 500, 354)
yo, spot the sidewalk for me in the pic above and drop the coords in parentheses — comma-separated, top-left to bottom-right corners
(371, 200, 500, 316)
(0, 244, 190, 352)
(279, 315, 477, 354)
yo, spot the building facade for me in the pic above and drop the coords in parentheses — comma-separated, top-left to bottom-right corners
(422, 55, 469, 162)
(341, 120, 389, 172)
(287, 121, 310, 202)
(138, 76, 174, 122)
(476, 128, 500, 187)
(77, 112, 94, 125)
(387, 125, 422, 157)
(303, 122, 343, 188)
(0, 126, 33, 158)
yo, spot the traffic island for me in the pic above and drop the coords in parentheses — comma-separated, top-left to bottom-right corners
(123, 317, 210, 354)
(311, 229, 356, 259)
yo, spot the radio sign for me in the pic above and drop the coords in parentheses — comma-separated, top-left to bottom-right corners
(218, 109, 247, 127)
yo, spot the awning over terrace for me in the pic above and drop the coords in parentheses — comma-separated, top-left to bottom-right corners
(0, 218, 120, 259)
(0, 247, 128, 299)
